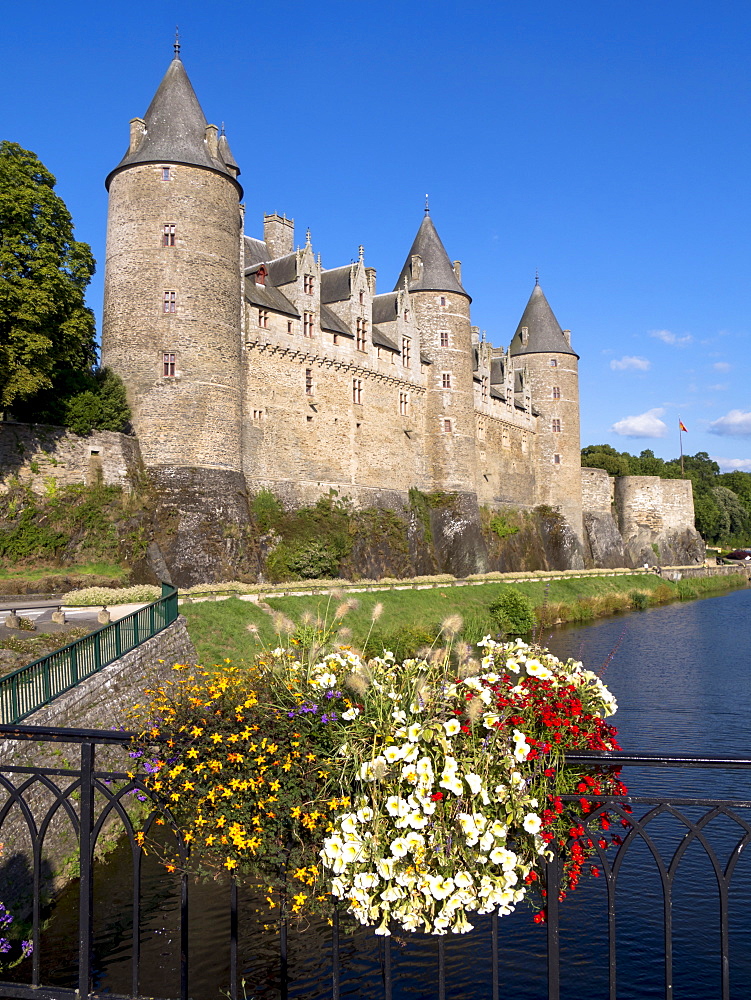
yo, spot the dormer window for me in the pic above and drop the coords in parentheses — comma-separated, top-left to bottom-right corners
(520, 326, 528, 347)
(256, 266, 267, 287)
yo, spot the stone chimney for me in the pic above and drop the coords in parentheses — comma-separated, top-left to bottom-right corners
(452, 260, 462, 283)
(204, 124, 219, 158)
(264, 214, 295, 259)
(563, 329, 572, 345)
(129, 118, 146, 154)
(365, 267, 377, 296)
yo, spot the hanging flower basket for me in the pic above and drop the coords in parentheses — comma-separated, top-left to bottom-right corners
(133, 634, 625, 935)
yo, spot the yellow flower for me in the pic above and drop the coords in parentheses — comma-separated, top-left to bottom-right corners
(269, 780, 280, 792)
(211, 733, 223, 744)
(224, 858, 238, 870)
(293, 867, 308, 881)
(290, 806, 302, 819)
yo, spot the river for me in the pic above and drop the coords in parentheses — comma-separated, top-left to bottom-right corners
(16, 585, 751, 999)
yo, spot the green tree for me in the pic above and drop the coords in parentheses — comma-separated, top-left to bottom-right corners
(0, 141, 96, 411)
(63, 368, 131, 435)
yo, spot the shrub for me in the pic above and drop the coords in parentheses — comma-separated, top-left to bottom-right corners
(488, 514, 519, 539)
(488, 588, 537, 636)
(629, 590, 649, 610)
(250, 490, 284, 533)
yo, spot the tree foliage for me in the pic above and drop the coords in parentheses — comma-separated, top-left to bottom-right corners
(581, 445, 751, 545)
(0, 141, 96, 411)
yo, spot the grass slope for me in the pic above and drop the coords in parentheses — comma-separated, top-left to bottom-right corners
(181, 573, 746, 667)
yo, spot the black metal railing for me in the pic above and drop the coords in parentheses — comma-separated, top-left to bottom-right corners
(0, 584, 178, 724)
(0, 727, 749, 1000)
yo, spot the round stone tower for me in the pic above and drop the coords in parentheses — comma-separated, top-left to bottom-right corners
(395, 213, 476, 494)
(509, 282, 583, 540)
(102, 45, 243, 474)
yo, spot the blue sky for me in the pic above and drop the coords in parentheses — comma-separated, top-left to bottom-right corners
(2, 0, 750, 470)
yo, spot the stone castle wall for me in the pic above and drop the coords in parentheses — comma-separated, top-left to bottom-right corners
(614, 476, 695, 536)
(581, 467, 613, 512)
(0, 423, 142, 494)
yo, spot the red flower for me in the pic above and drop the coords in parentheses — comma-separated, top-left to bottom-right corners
(431, 792, 444, 801)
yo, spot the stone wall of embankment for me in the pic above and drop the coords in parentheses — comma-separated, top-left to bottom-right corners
(0, 617, 196, 912)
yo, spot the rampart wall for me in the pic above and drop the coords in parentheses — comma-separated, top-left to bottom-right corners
(581, 467, 613, 512)
(0, 423, 142, 494)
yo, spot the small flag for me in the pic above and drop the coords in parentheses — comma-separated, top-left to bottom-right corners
(679, 420, 688, 433)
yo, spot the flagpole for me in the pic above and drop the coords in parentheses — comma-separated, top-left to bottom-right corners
(679, 419, 684, 477)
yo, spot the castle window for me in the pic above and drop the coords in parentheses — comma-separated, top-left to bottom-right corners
(333, 332, 339, 346)
(478, 420, 485, 439)
(303, 312, 314, 337)
(442, 372, 452, 389)
(304, 274, 314, 295)
(162, 352, 176, 377)
(352, 378, 362, 404)
(287, 320, 293, 334)
(256, 266, 267, 286)
(163, 290, 176, 313)
(482, 376, 488, 402)
(440, 296, 446, 307)
(253, 409, 264, 420)
(440, 331, 449, 347)
(554, 454, 561, 464)
(443, 418, 452, 433)
(258, 309, 269, 329)
(399, 391, 409, 416)
(402, 338, 411, 368)
(549, 359, 558, 367)
(305, 369, 313, 395)
(552, 419, 561, 433)
(359, 291, 364, 305)
(161, 166, 171, 181)
(403, 310, 408, 322)
(356, 318, 367, 352)
(552, 386, 561, 399)
(162, 223, 176, 247)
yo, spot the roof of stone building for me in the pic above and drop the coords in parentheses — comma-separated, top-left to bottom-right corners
(372, 292, 398, 325)
(372, 326, 400, 353)
(244, 236, 269, 268)
(420, 353, 432, 366)
(320, 304, 353, 337)
(509, 284, 578, 358)
(218, 133, 239, 172)
(321, 266, 352, 304)
(244, 275, 299, 317)
(490, 357, 505, 384)
(267, 253, 298, 286)
(394, 214, 468, 298)
(106, 55, 242, 194)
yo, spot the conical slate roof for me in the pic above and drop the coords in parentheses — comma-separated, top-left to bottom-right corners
(394, 214, 468, 298)
(509, 283, 577, 358)
(106, 55, 241, 191)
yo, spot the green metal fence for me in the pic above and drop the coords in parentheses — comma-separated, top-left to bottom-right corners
(0, 582, 179, 724)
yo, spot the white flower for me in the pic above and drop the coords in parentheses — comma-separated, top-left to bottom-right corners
(443, 719, 461, 737)
(404, 831, 425, 853)
(311, 671, 337, 689)
(390, 837, 409, 858)
(340, 813, 359, 835)
(454, 870, 473, 889)
(383, 745, 403, 763)
(341, 840, 363, 864)
(482, 714, 500, 730)
(392, 709, 407, 723)
(376, 857, 395, 879)
(464, 772, 483, 796)
(386, 795, 408, 817)
(523, 813, 542, 834)
(407, 723, 422, 742)
(357, 805, 374, 823)
(342, 706, 360, 720)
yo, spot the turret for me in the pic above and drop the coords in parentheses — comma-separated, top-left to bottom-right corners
(509, 282, 582, 538)
(395, 211, 476, 494)
(101, 44, 244, 474)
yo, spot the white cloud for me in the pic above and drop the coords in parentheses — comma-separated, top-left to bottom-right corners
(713, 457, 751, 473)
(609, 355, 651, 371)
(708, 410, 751, 437)
(650, 329, 693, 347)
(713, 361, 731, 372)
(708, 383, 728, 392)
(611, 407, 668, 439)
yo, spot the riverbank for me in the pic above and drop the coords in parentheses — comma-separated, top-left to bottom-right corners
(180, 567, 747, 666)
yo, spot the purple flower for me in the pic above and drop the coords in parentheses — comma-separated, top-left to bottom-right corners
(0, 939, 10, 954)
(21, 940, 32, 958)
(321, 714, 330, 724)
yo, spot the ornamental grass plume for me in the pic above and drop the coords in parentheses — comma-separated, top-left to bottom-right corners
(441, 614, 463, 638)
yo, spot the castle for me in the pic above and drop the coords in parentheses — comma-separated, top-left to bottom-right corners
(0, 46, 705, 584)
(101, 45, 586, 541)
